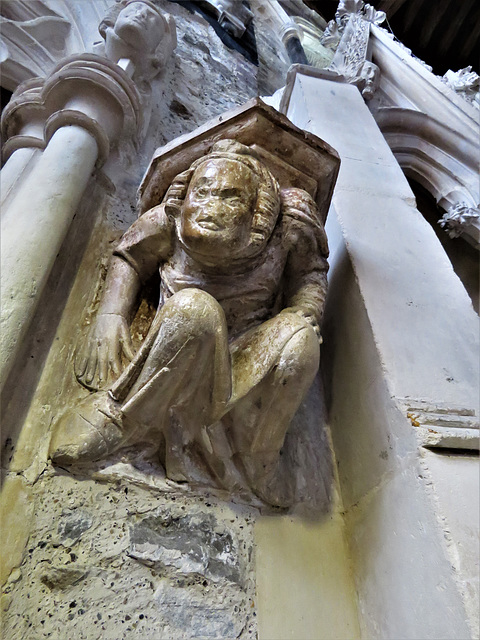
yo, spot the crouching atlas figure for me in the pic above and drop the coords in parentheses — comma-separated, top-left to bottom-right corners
(50, 139, 330, 506)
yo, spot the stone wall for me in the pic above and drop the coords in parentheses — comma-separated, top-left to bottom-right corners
(2, 468, 257, 640)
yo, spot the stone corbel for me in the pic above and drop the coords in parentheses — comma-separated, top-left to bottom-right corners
(95, 0, 177, 137)
(98, 1, 177, 85)
(49, 98, 340, 510)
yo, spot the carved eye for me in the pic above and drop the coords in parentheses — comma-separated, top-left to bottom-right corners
(221, 188, 242, 199)
(195, 187, 209, 197)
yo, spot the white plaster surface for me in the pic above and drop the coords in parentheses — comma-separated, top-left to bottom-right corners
(370, 26, 479, 141)
(422, 449, 480, 638)
(323, 249, 476, 639)
(347, 463, 473, 640)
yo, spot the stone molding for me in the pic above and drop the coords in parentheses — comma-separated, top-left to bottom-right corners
(1, 79, 47, 160)
(370, 25, 479, 141)
(0, 0, 111, 92)
(1, 54, 142, 166)
(375, 106, 479, 248)
(400, 399, 480, 451)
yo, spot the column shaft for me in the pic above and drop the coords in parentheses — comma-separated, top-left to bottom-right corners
(0, 125, 98, 388)
(1, 148, 41, 213)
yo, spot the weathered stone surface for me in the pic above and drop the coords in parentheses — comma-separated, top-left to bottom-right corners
(129, 512, 243, 585)
(1, 468, 256, 640)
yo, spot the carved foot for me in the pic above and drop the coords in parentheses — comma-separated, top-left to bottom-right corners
(49, 392, 125, 465)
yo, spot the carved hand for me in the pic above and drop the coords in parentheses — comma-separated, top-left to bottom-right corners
(74, 313, 135, 390)
(280, 306, 321, 337)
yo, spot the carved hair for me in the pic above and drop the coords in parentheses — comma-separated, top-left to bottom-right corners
(163, 140, 281, 253)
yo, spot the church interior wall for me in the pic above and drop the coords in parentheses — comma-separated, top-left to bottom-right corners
(0, 1, 478, 638)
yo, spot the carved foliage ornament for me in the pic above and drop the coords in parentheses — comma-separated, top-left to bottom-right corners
(322, 0, 385, 47)
(439, 203, 480, 238)
(442, 67, 480, 110)
(326, 0, 381, 100)
(50, 138, 334, 508)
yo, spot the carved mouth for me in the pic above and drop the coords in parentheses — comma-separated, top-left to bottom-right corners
(197, 216, 224, 231)
(131, 16, 147, 26)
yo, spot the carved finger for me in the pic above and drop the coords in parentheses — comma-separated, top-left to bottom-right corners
(98, 343, 109, 385)
(120, 325, 135, 362)
(111, 338, 123, 377)
(74, 349, 88, 379)
(84, 349, 98, 385)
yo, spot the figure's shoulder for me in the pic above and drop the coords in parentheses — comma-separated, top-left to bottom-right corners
(280, 188, 329, 257)
(115, 203, 174, 269)
(137, 203, 172, 230)
(120, 204, 173, 243)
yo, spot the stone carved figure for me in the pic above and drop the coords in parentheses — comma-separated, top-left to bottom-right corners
(355, 60, 380, 99)
(98, 0, 176, 82)
(50, 140, 329, 506)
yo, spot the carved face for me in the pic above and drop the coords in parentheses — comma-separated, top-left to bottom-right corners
(114, 1, 165, 52)
(360, 61, 379, 99)
(179, 159, 258, 260)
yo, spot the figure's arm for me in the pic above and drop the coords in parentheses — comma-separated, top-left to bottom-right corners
(279, 189, 329, 338)
(282, 244, 328, 337)
(75, 204, 173, 389)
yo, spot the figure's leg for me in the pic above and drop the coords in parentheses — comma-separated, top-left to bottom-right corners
(50, 289, 231, 466)
(122, 288, 231, 431)
(226, 313, 320, 500)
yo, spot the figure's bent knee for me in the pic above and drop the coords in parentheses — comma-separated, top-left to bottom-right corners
(164, 288, 227, 335)
(278, 325, 319, 381)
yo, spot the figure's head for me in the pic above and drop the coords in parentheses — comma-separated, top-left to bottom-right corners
(359, 61, 379, 100)
(99, 0, 176, 80)
(164, 140, 281, 262)
(114, 1, 166, 52)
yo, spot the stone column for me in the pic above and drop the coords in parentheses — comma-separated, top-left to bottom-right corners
(0, 54, 141, 391)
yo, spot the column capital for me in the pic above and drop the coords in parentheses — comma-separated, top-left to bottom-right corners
(1, 54, 142, 167)
(42, 54, 142, 166)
